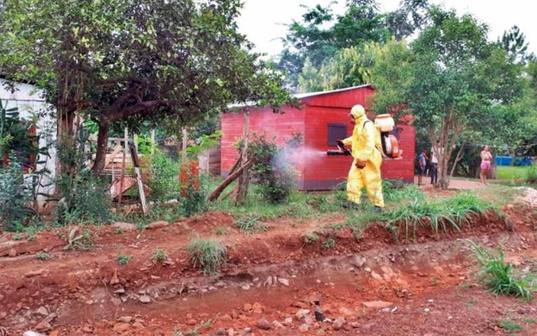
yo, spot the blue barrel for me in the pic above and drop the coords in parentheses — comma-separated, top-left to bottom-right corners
(495, 155, 513, 166)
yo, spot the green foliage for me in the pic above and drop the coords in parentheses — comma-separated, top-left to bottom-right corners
(383, 180, 424, 203)
(0, 158, 36, 231)
(214, 226, 229, 236)
(180, 183, 207, 217)
(148, 151, 180, 202)
(58, 170, 113, 225)
(527, 165, 537, 184)
(498, 320, 522, 332)
(152, 248, 168, 264)
(303, 231, 320, 244)
(187, 238, 227, 275)
(117, 253, 132, 266)
(322, 238, 336, 249)
(472, 243, 534, 299)
(235, 215, 267, 234)
(35, 252, 50, 261)
(0, 0, 291, 173)
(384, 192, 495, 237)
(371, 8, 527, 188)
(63, 227, 93, 251)
(247, 134, 296, 204)
(186, 131, 222, 158)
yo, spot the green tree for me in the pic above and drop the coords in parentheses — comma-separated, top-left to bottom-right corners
(499, 25, 530, 63)
(0, 0, 290, 174)
(372, 8, 525, 188)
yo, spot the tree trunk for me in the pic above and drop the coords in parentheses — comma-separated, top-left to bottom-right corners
(209, 159, 254, 202)
(235, 112, 250, 204)
(92, 119, 110, 175)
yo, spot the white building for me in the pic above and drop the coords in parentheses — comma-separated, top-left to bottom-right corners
(0, 78, 56, 207)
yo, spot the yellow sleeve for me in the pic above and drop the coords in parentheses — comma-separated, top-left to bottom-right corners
(341, 136, 352, 147)
(353, 122, 376, 161)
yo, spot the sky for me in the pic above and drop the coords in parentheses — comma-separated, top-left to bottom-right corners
(237, 0, 537, 57)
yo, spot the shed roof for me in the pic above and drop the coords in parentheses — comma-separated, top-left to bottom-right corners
(227, 84, 373, 110)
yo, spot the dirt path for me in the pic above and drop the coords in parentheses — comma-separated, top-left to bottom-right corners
(1, 204, 536, 335)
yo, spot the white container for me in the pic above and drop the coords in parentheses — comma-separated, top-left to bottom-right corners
(374, 114, 395, 133)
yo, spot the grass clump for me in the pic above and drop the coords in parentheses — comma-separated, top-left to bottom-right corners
(152, 248, 168, 264)
(304, 231, 320, 244)
(35, 252, 50, 260)
(235, 215, 266, 233)
(384, 192, 496, 239)
(117, 253, 132, 265)
(498, 319, 523, 332)
(214, 226, 229, 236)
(63, 227, 93, 250)
(322, 238, 336, 249)
(187, 238, 226, 275)
(472, 242, 535, 299)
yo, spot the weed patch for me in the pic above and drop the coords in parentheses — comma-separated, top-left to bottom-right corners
(35, 252, 50, 260)
(63, 227, 93, 251)
(322, 238, 336, 249)
(472, 243, 535, 299)
(187, 238, 226, 275)
(498, 319, 522, 332)
(117, 253, 132, 266)
(235, 215, 267, 233)
(152, 248, 168, 264)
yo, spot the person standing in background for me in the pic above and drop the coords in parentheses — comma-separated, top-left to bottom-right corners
(430, 144, 438, 185)
(417, 149, 428, 185)
(480, 145, 493, 185)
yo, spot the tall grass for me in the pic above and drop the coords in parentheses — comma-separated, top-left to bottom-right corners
(187, 238, 227, 275)
(384, 192, 496, 238)
(471, 242, 535, 300)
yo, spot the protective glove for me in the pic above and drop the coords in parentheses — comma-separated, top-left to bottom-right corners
(355, 159, 367, 169)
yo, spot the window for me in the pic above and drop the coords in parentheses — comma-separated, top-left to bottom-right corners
(327, 123, 347, 146)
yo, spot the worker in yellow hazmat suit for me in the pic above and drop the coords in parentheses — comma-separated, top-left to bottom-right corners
(338, 104, 384, 209)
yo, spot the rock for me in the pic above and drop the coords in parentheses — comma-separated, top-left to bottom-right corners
(284, 317, 293, 325)
(242, 327, 252, 335)
(215, 328, 227, 335)
(35, 306, 49, 317)
(132, 321, 145, 329)
(277, 278, 290, 286)
(333, 317, 346, 330)
(187, 319, 197, 326)
(351, 322, 360, 328)
(146, 221, 169, 230)
(114, 288, 126, 295)
(296, 309, 310, 319)
(34, 320, 51, 332)
(118, 316, 133, 323)
(241, 284, 251, 290)
(252, 302, 263, 314)
(82, 325, 94, 333)
(139, 295, 151, 304)
(298, 324, 309, 333)
(227, 328, 235, 336)
(256, 318, 272, 330)
(362, 301, 393, 309)
(25, 269, 44, 278)
(112, 222, 137, 231)
(23, 332, 47, 336)
(272, 320, 284, 329)
(110, 269, 120, 285)
(8, 248, 17, 257)
(113, 322, 131, 333)
(350, 255, 366, 268)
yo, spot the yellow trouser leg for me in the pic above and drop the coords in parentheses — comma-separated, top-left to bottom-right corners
(347, 161, 365, 204)
(363, 160, 384, 208)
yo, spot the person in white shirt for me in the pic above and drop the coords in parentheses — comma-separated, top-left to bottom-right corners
(430, 143, 439, 185)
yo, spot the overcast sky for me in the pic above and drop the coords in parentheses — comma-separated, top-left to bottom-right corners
(237, 0, 537, 57)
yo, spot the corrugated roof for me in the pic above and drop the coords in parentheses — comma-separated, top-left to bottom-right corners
(227, 84, 373, 110)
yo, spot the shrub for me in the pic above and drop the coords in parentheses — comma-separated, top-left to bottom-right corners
(248, 134, 296, 204)
(235, 215, 266, 233)
(0, 159, 36, 231)
(152, 248, 168, 264)
(498, 320, 522, 332)
(304, 232, 320, 244)
(148, 151, 180, 202)
(383, 180, 425, 203)
(117, 253, 132, 265)
(180, 182, 207, 217)
(187, 238, 226, 275)
(63, 227, 93, 250)
(57, 170, 112, 225)
(472, 243, 534, 299)
(35, 252, 50, 260)
(322, 238, 336, 249)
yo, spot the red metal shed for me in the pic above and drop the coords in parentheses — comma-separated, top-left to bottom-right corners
(221, 85, 416, 190)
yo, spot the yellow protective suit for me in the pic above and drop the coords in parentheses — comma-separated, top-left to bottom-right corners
(341, 105, 384, 208)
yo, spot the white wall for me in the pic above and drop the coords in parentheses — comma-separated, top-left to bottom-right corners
(0, 79, 56, 206)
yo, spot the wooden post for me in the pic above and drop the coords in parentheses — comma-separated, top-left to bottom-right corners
(151, 129, 156, 155)
(129, 141, 148, 214)
(235, 111, 250, 204)
(118, 128, 128, 206)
